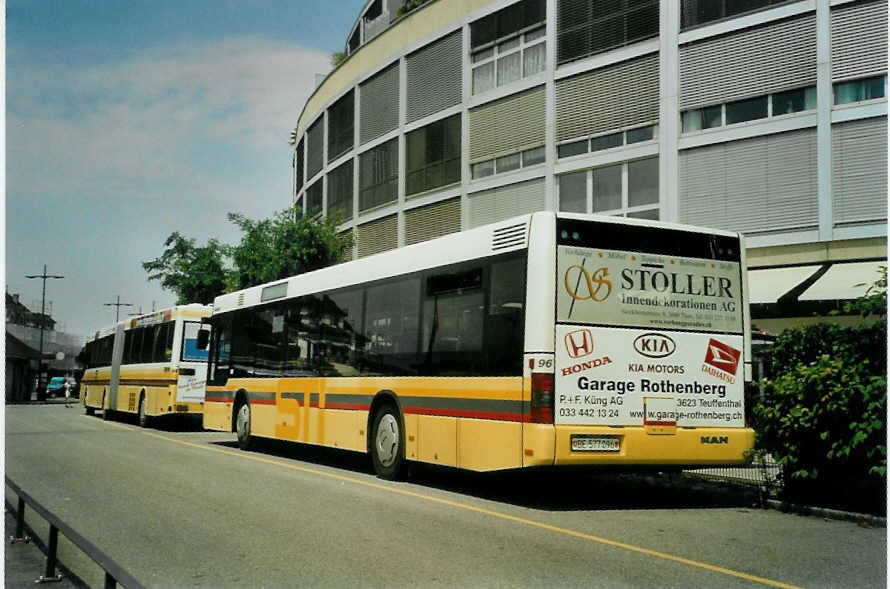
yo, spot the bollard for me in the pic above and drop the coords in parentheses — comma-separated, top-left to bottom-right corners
(10, 497, 31, 544)
(36, 525, 63, 583)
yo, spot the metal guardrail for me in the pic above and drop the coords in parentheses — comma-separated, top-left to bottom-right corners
(5, 476, 145, 589)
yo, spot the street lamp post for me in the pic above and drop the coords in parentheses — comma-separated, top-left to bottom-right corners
(104, 295, 133, 322)
(25, 264, 64, 402)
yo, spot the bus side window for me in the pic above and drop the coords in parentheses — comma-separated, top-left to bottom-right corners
(209, 316, 232, 385)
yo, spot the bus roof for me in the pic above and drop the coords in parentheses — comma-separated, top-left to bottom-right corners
(212, 212, 741, 315)
(86, 303, 212, 342)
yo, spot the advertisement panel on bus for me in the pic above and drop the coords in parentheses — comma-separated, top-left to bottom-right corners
(554, 245, 745, 429)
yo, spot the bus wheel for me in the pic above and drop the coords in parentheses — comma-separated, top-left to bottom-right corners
(235, 402, 254, 450)
(137, 394, 149, 428)
(371, 404, 404, 480)
(85, 406, 94, 416)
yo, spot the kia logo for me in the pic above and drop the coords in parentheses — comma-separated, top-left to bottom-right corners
(633, 333, 676, 358)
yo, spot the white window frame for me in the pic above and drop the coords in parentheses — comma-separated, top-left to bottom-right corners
(471, 26, 546, 95)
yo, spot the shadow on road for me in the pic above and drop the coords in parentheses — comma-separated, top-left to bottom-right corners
(212, 437, 760, 512)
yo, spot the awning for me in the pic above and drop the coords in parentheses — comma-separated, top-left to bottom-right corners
(747, 265, 823, 304)
(799, 261, 885, 301)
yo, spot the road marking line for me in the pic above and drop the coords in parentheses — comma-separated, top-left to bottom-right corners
(102, 419, 802, 589)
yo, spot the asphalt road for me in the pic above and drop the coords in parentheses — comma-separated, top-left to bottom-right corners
(5, 404, 886, 589)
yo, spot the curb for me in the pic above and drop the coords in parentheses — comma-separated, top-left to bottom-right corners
(766, 499, 886, 527)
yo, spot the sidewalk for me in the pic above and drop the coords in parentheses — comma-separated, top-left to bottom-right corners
(5, 507, 82, 588)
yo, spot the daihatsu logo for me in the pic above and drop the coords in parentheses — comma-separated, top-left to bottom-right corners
(633, 333, 676, 358)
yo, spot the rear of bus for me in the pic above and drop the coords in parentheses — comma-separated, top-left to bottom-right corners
(537, 213, 754, 468)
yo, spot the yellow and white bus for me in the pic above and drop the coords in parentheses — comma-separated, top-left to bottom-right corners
(201, 212, 754, 479)
(81, 304, 213, 426)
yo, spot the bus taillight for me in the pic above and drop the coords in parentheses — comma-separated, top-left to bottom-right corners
(530, 372, 554, 424)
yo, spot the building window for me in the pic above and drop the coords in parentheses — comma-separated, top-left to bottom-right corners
(834, 76, 887, 106)
(558, 171, 586, 213)
(359, 138, 398, 212)
(725, 95, 768, 125)
(295, 139, 304, 192)
(328, 90, 354, 163)
(681, 86, 817, 133)
(470, 0, 545, 49)
(306, 180, 323, 218)
(557, 124, 657, 159)
(557, 0, 659, 66)
(327, 160, 354, 222)
(773, 86, 816, 116)
(558, 157, 659, 218)
(406, 115, 461, 196)
(471, 146, 545, 179)
(680, 0, 793, 30)
(472, 27, 546, 94)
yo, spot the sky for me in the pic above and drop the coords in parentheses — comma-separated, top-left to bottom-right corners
(6, 0, 365, 340)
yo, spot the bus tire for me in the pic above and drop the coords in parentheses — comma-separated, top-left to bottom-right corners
(235, 401, 254, 451)
(85, 405, 94, 416)
(370, 403, 405, 480)
(137, 393, 149, 428)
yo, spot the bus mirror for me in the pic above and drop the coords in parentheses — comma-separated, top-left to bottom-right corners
(196, 328, 210, 350)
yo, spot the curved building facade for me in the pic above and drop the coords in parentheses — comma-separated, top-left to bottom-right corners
(291, 0, 886, 329)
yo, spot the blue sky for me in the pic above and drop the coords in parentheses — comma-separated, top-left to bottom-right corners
(6, 1, 365, 338)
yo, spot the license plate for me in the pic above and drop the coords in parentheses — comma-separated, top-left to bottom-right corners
(571, 435, 620, 452)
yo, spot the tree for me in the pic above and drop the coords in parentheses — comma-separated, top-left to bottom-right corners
(331, 51, 347, 67)
(227, 208, 353, 290)
(142, 232, 229, 305)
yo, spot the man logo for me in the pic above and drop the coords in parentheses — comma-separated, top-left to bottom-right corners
(704, 339, 741, 376)
(564, 265, 612, 302)
(565, 329, 594, 359)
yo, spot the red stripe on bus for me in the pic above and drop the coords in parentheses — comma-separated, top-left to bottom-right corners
(404, 407, 524, 422)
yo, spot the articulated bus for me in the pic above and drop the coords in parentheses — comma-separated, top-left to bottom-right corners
(81, 304, 213, 426)
(201, 212, 754, 479)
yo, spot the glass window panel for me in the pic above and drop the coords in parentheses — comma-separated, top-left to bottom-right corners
(702, 105, 722, 129)
(590, 132, 624, 152)
(181, 322, 208, 362)
(626, 125, 654, 144)
(681, 110, 703, 132)
(472, 48, 494, 63)
(472, 63, 495, 94)
(364, 278, 420, 375)
(627, 208, 659, 220)
(523, 42, 546, 76)
(557, 140, 588, 158)
(497, 52, 521, 86)
(628, 158, 659, 207)
(803, 86, 817, 110)
(772, 87, 807, 115)
(862, 76, 886, 100)
(498, 37, 520, 52)
(525, 26, 546, 42)
(559, 172, 587, 213)
(593, 164, 622, 212)
(522, 146, 545, 166)
(725, 96, 768, 124)
(472, 160, 495, 179)
(495, 153, 521, 173)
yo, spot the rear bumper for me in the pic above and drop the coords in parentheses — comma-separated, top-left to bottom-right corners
(552, 425, 755, 467)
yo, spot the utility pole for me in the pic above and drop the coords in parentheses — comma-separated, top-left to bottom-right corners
(104, 295, 134, 322)
(25, 265, 64, 402)
(128, 306, 143, 317)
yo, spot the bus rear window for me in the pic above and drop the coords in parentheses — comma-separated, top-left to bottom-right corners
(557, 218, 740, 262)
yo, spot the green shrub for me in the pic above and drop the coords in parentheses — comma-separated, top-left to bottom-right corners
(752, 272, 887, 514)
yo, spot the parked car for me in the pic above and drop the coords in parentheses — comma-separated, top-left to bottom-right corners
(46, 377, 67, 397)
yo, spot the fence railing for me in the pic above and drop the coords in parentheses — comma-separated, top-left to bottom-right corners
(684, 454, 783, 492)
(5, 476, 145, 589)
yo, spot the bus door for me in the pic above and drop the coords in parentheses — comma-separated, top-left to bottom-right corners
(177, 322, 209, 403)
(108, 323, 126, 410)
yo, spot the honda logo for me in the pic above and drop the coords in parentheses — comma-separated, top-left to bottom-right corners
(564, 329, 594, 359)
